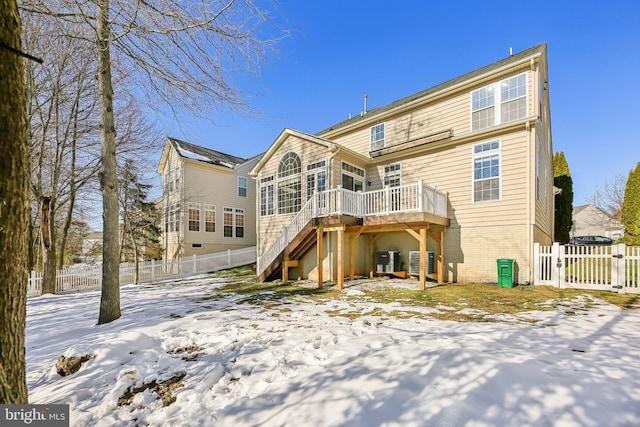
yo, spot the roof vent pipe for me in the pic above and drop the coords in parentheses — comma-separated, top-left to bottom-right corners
(363, 94, 368, 114)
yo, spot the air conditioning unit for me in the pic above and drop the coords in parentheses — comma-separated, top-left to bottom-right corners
(409, 251, 435, 276)
(376, 251, 400, 273)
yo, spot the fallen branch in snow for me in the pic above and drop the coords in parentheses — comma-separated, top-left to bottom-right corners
(56, 355, 93, 376)
(118, 372, 187, 407)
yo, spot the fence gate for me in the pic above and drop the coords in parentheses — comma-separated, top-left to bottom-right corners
(534, 243, 640, 294)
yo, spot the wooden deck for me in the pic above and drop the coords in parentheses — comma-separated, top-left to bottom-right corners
(261, 211, 448, 291)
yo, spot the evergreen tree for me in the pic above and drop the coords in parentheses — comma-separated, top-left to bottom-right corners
(553, 151, 573, 243)
(118, 159, 162, 284)
(621, 162, 640, 245)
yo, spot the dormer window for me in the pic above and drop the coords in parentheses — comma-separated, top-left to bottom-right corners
(370, 123, 385, 151)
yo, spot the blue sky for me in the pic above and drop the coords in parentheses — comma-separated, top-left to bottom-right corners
(165, 0, 640, 205)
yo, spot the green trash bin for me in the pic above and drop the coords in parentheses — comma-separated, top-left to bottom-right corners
(497, 259, 514, 288)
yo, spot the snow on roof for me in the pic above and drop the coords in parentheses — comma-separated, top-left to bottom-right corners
(168, 137, 247, 169)
(174, 145, 214, 162)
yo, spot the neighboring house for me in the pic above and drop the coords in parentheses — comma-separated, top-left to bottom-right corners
(572, 204, 624, 241)
(251, 43, 554, 288)
(157, 137, 261, 261)
(82, 232, 103, 261)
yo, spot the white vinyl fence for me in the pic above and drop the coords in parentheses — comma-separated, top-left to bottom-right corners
(27, 246, 256, 298)
(534, 243, 640, 294)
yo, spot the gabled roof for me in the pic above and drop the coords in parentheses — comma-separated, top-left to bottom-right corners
(250, 128, 369, 176)
(157, 137, 248, 173)
(572, 204, 591, 216)
(317, 43, 547, 137)
(168, 137, 247, 167)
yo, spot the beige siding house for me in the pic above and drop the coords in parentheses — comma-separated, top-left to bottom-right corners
(572, 204, 624, 241)
(157, 137, 260, 261)
(251, 43, 554, 287)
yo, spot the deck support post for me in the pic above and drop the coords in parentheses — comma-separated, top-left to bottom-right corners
(337, 227, 344, 291)
(438, 229, 445, 284)
(369, 233, 381, 278)
(282, 258, 301, 284)
(317, 227, 323, 288)
(420, 228, 427, 290)
(349, 227, 364, 280)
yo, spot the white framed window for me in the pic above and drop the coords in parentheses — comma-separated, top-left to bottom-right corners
(223, 207, 244, 238)
(383, 163, 402, 187)
(471, 86, 495, 131)
(341, 161, 365, 192)
(164, 168, 180, 193)
(471, 72, 527, 131)
(306, 160, 327, 200)
(204, 204, 215, 232)
(472, 141, 501, 202)
(260, 176, 274, 216)
(384, 163, 402, 211)
(370, 123, 385, 151)
(188, 203, 200, 232)
(237, 176, 247, 197)
(235, 209, 245, 238)
(278, 152, 302, 214)
(166, 202, 181, 232)
(501, 74, 527, 123)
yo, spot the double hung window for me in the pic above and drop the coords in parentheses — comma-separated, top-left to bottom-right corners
(473, 141, 501, 202)
(164, 168, 180, 193)
(223, 207, 245, 238)
(188, 203, 200, 232)
(370, 123, 385, 151)
(204, 204, 215, 232)
(237, 177, 247, 197)
(166, 202, 181, 232)
(472, 73, 527, 131)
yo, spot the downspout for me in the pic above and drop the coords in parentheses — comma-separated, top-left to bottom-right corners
(526, 119, 533, 285)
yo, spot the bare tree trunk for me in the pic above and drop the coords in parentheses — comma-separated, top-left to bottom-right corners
(58, 136, 78, 269)
(0, 0, 30, 403)
(40, 196, 57, 294)
(97, 0, 121, 324)
(131, 233, 139, 285)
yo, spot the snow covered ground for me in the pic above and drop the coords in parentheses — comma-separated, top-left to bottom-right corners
(26, 273, 640, 427)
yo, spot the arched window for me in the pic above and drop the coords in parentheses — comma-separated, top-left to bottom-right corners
(277, 152, 301, 214)
(278, 152, 301, 177)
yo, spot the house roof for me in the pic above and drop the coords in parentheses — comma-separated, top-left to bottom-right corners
(249, 128, 370, 176)
(157, 137, 249, 173)
(168, 137, 247, 167)
(572, 204, 591, 216)
(253, 43, 547, 177)
(317, 43, 547, 137)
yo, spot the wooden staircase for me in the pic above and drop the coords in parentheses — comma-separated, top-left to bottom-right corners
(257, 221, 316, 282)
(257, 215, 362, 283)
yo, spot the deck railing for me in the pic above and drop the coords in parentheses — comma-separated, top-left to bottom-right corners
(257, 181, 447, 275)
